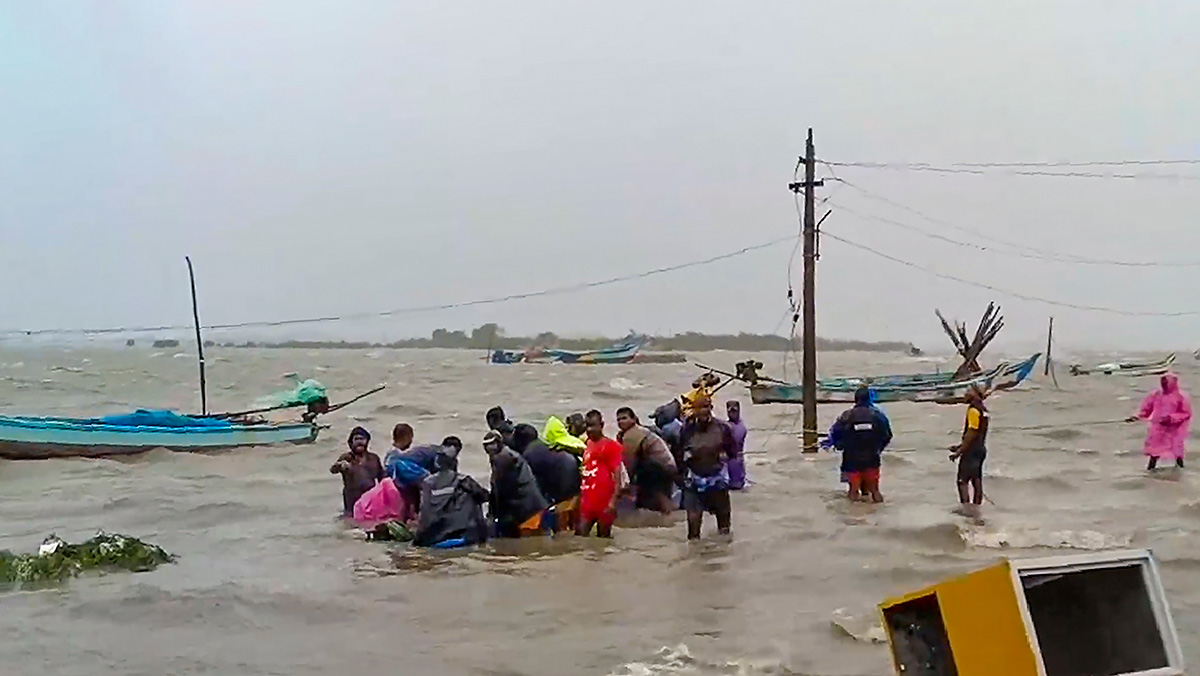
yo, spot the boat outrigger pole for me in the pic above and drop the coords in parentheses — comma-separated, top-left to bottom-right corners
(185, 256, 207, 416)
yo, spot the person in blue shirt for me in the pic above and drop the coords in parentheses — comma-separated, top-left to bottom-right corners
(825, 386, 892, 502)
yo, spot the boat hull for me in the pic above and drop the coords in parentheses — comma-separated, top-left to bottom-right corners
(0, 416, 319, 460)
(749, 355, 1038, 406)
(1069, 353, 1175, 377)
(818, 353, 1041, 391)
(491, 339, 646, 364)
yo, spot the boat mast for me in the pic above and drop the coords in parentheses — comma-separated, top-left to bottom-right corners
(185, 256, 208, 415)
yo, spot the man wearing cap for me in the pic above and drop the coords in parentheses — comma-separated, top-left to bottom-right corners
(483, 430, 549, 537)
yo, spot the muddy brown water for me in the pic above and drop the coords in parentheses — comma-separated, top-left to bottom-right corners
(2, 347, 1198, 675)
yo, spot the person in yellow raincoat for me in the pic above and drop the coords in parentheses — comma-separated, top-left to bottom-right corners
(543, 416, 587, 456)
(539, 416, 587, 530)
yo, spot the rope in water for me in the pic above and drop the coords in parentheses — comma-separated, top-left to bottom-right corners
(1000, 419, 1131, 432)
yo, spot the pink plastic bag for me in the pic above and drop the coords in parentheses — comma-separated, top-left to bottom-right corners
(352, 478, 409, 528)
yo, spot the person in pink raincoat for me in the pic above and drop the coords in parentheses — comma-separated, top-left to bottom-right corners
(1128, 373, 1193, 470)
(352, 477, 414, 529)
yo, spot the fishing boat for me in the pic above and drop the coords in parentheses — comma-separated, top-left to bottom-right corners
(741, 353, 1041, 405)
(818, 353, 1041, 391)
(0, 258, 384, 461)
(1068, 353, 1175, 377)
(748, 361, 1012, 405)
(0, 413, 318, 460)
(490, 337, 646, 364)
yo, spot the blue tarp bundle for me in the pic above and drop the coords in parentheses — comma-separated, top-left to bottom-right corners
(95, 410, 233, 428)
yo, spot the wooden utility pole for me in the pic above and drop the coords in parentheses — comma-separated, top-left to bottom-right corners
(789, 129, 823, 452)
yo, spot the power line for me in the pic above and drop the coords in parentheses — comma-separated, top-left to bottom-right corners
(821, 230, 1200, 317)
(827, 177, 1200, 266)
(1, 234, 797, 338)
(832, 200, 1200, 268)
(823, 160, 1200, 181)
(831, 158, 1200, 168)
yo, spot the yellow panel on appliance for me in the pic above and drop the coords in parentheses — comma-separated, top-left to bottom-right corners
(878, 561, 1039, 676)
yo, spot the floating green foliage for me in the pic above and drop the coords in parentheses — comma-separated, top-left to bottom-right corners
(0, 532, 175, 590)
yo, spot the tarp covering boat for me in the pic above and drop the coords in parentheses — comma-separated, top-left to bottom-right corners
(96, 410, 233, 428)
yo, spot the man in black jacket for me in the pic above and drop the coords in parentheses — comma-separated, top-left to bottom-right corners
(511, 423, 581, 531)
(829, 386, 893, 503)
(483, 430, 550, 537)
(413, 441, 490, 548)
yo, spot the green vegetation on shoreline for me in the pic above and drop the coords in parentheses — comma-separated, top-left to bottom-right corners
(214, 324, 915, 353)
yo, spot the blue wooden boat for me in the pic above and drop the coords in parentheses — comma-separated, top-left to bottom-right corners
(0, 411, 318, 460)
(748, 353, 1040, 406)
(543, 338, 645, 364)
(491, 337, 646, 364)
(818, 353, 1041, 391)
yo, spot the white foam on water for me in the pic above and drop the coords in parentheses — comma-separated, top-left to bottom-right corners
(830, 607, 887, 644)
(960, 524, 1132, 551)
(609, 377, 644, 391)
(609, 644, 792, 676)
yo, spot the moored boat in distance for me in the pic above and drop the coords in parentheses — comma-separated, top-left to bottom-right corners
(490, 336, 647, 364)
(0, 412, 318, 461)
(1069, 353, 1175, 377)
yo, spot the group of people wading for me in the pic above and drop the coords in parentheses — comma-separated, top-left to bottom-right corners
(330, 387, 749, 548)
(332, 370, 1194, 544)
(821, 373, 1193, 514)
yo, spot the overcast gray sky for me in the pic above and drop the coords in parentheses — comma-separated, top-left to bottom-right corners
(3, 2, 1198, 350)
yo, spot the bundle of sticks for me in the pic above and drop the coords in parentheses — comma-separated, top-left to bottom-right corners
(935, 302, 1004, 380)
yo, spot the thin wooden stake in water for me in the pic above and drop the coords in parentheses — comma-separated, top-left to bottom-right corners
(1044, 316, 1054, 376)
(185, 256, 207, 415)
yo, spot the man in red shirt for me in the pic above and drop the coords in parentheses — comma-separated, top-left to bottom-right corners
(576, 409, 625, 538)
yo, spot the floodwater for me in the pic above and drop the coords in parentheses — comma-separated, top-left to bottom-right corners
(2, 346, 1199, 675)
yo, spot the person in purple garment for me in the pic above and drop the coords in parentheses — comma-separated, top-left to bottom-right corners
(725, 400, 748, 489)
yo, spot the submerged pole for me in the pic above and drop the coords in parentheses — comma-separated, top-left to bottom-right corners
(185, 256, 207, 415)
(1045, 316, 1054, 376)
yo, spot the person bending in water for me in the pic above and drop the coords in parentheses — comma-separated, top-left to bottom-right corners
(616, 407, 677, 514)
(330, 426, 385, 516)
(577, 409, 625, 537)
(512, 423, 581, 532)
(679, 397, 734, 539)
(413, 442, 490, 548)
(829, 386, 892, 502)
(949, 386, 989, 507)
(483, 430, 549, 537)
(1129, 373, 1193, 470)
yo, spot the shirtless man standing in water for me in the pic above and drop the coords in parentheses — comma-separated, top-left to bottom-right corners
(679, 396, 734, 539)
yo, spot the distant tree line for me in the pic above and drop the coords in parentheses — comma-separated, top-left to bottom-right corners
(215, 323, 914, 353)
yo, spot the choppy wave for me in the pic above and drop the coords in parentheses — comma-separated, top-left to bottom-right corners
(609, 645, 797, 676)
(829, 608, 887, 644)
(372, 403, 437, 418)
(959, 525, 1132, 550)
